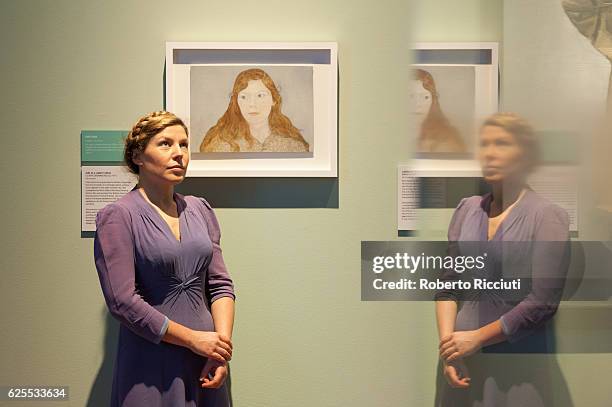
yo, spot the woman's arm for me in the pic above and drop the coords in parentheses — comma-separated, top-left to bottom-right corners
(439, 319, 506, 362)
(198, 198, 236, 304)
(197, 198, 236, 389)
(436, 300, 471, 388)
(197, 295, 234, 390)
(212, 297, 235, 339)
(436, 300, 458, 341)
(199, 299, 234, 390)
(197, 197, 236, 336)
(497, 205, 570, 343)
(94, 204, 169, 344)
(162, 319, 232, 362)
(477, 319, 506, 347)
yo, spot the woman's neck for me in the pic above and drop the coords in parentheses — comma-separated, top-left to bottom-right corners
(249, 121, 272, 143)
(136, 176, 176, 212)
(490, 181, 527, 217)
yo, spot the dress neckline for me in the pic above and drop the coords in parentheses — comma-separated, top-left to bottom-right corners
(481, 188, 531, 241)
(132, 188, 184, 243)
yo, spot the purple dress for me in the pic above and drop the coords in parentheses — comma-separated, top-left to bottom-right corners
(436, 189, 571, 407)
(94, 188, 235, 407)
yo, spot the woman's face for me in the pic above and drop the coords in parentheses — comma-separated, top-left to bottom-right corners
(237, 79, 274, 126)
(410, 79, 433, 117)
(478, 125, 528, 184)
(133, 125, 189, 184)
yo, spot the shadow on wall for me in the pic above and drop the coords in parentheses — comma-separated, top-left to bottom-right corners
(86, 311, 118, 406)
(86, 311, 234, 406)
(176, 177, 339, 208)
(434, 354, 575, 406)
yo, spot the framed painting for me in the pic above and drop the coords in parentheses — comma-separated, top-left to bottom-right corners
(165, 42, 338, 177)
(410, 42, 499, 161)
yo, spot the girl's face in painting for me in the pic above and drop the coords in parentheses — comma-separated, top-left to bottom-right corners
(237, 79, 274, 126)
(410, 79, 433, 117)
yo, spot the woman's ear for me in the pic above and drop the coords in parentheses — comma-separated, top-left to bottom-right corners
(132, 151, 143, 167)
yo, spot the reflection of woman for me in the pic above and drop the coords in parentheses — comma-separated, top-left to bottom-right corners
(94, 111, 235, 406)
(412, 69, 466, 153)
(434, 113, 571, 406)
(200, 68, 309, 152)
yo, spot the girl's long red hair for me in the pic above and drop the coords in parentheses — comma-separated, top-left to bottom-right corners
(415, 69, 465, 152)
(200, 68, 309, 152)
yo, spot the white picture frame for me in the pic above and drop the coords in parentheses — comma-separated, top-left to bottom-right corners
(165, 42, 338, 177)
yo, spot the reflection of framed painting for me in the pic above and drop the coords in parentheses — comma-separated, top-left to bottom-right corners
(165, 42, 338, 177)
(411, 42, 499, 160)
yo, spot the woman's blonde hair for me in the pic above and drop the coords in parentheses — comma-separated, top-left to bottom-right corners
(200, 68, 308, 152)
(481, 112, 540, 172)
(124, 111, 188, 174)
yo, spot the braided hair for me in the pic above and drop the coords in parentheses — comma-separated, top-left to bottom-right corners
(124, 111, 188, 174)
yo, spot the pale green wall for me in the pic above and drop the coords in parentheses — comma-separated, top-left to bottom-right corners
(413, 0, 503, 41)
(2, 1, 609, 406)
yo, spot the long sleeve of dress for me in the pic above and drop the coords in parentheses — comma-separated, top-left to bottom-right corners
(434, 198, 470, 302)
(198, 198, 236, 305)
(499, 204, 570, 343)
(94, 203, 169, 344)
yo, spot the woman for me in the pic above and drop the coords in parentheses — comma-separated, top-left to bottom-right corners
(434, 113, 571, 406)
(412, 68, 466, 153)
(94, 111, 235, 406)
(199, 68, 309, 152)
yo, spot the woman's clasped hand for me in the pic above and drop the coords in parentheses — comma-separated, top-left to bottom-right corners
(189, 330, 233, 363)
